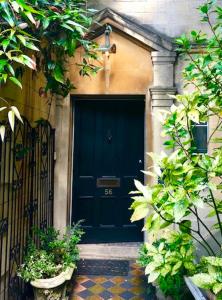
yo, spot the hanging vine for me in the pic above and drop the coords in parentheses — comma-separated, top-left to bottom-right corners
(0, 0, 100, 138)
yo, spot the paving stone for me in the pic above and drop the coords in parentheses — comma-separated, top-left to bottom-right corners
(81, 279, 96, 288)
(120, 290, 135, 299)
(99, 290, 113, 299)
(101, 280, 115, 288)
(70, 261, 154, 300)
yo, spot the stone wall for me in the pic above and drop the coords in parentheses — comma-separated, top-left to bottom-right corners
(90, 0, 214, 38)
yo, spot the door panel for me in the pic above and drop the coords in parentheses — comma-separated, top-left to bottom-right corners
(72, 98, 144, 243)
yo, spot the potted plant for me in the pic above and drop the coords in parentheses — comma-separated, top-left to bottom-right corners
(137, 231, 196, 300)
(188, 256, 222, 300)
(18, 222, 84, 300)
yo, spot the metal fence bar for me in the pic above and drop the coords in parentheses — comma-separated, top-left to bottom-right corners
(0, 118, 55, 300)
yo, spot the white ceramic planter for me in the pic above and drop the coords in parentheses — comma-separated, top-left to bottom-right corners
(31, 266, 75, 300)
(184, 276, 216, 300)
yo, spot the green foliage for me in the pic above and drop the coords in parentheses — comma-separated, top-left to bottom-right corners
(158, 274, 187, 300)
(142, 232, 195, 283)
(0, 0, 99, 96)
(130, 0, 222, 259)
(18, 221, 84, 282)
(138, 233, 195, 299)
(17, 242, 62, 282)
(191, 256, 222, 298)
(0, 0, 100, 140)
(130, 0, 222, 295)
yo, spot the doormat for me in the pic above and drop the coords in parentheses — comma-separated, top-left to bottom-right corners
(76, 259, 130, 276)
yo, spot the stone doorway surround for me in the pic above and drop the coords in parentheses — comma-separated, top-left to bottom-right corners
(53, 8, 177, 239)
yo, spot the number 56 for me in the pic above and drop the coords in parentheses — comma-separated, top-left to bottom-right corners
(105, 189, 113, 195)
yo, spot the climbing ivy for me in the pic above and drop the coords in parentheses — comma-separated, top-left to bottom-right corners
(0, 0, 99, 139)
(0, 0, 99, 95)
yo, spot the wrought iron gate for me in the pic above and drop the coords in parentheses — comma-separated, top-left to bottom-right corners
(0, 118, 55, 300)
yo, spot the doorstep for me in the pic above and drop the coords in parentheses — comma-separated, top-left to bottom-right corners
(78, 243, 142, 260)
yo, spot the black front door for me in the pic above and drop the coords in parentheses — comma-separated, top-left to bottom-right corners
(72, 96, 144, 243)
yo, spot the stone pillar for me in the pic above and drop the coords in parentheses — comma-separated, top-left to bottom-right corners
(54, 95, 71, 233)
(150, 51, 177, 155)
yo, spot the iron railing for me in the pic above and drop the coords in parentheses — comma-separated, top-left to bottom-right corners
(0, 118, 55, 300)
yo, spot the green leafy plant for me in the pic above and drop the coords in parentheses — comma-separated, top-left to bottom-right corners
(18, 221, 84, 282)
(138, 232, 195, 299)
(130, 0, 222, 256)
(0, 0, 100, 139)
(0, 0, 99, 95)
(130, 0, 222, 296)
(141, 232, 195, 282)
(191, 256, 222, 299)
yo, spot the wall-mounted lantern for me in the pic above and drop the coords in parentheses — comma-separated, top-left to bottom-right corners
(98, 25, 116, 54)
(98, 24, 116, 93)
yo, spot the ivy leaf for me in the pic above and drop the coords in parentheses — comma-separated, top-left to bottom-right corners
(2, 12, 15, 27)
(7, 64, 15, 76)
(25, 12, 36, 25)
(66, 20, 86, 29)
(21, 55, 36, 69)
(42, 18, 50, 29)
(9, 76, 22, 89)
(2, 39, 10, 52)
(25, 42, 39, 51)
(53, 65, 64, 84)
(60, 23, 74, 32)
(17, 34, 26, 46)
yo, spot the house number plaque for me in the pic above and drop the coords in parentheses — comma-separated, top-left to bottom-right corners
(97, 178, 120, 196)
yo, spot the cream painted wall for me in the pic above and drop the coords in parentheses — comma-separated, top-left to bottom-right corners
(69, 31, 153, 95)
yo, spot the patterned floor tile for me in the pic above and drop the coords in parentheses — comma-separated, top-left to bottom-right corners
(131, 286, 146, 295)
(93, 277, 108, 284)
(99, 290, 113, 299)
(120, 290, 135, 299)
(82, 280, 96, 289)
(110, 276, 126, 284)
(70, 261, 155, 300)
(108, 285, 125, 294)
(101, 281, 115, 289)
(89, 284, 106, 294)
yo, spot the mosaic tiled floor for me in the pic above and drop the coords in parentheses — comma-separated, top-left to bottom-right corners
(70, 261, 156, 300)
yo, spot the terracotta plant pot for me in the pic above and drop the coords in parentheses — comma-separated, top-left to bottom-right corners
(31, 266, 75, 300)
